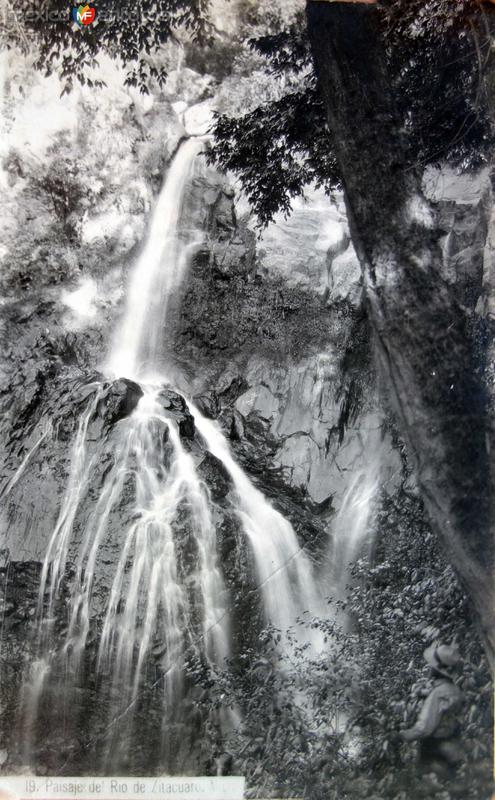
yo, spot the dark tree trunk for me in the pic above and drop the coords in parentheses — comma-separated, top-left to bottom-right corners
(306, 1, 495, 666)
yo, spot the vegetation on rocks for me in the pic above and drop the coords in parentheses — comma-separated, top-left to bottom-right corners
(187, 489, 493, 799)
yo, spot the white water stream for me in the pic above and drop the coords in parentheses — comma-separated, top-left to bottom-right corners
(330, 427, 385, 592)
(190, 407, 325, 651)
(107, 137, 205, 382)
(1, 421, 52, 499)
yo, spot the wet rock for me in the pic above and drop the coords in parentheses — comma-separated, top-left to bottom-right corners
(216, 515, 237, 561)
(197, 452, 232, 501)
(157, 388, 183, 410)
(216, 371, 248, 402)
(99, 379, 143, 427)
(177, 415, 197, 439)
(16, 367, 46, 424)
(71, 379, 102, 405)
(218, 408, 244, 441)
(157, 389, 195, 439)
(175, 518, 200, 579)
(193, 391, 219, 419)
(212, 193, 236, 235)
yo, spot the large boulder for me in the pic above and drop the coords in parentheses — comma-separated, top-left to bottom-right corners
(157, 388, 195, 439)
(218, 408, 245, 442)
(183, 100, 215, 136)
(98, 378, 143, 427)
(193, 390, 219, 419)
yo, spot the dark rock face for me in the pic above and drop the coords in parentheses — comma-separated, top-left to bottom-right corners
(197, 452, 232, 501)
(218, 408, 245, 442)
(98, 378, 143, 427)
(193, 391, 219, 419)
(0, 560, 43, 764)
(157, 388, 195, 439)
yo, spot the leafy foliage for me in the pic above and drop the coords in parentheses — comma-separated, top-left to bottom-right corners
(209, 79, 340, 226)
(207, 9, 341, 226)
(382, 0, 485, 39)
(209, 1, 494, 223)
(4, 1, 494, 221)
(186, 489, 493, 799)
(385, 1, 494, 170)
(2, 0, 210, 92)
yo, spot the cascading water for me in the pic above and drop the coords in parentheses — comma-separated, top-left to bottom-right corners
(107, 137, 205, 382)
(22, 136, 328, 771)
(329, 427, 385, 594)
(1, 421, 52, 500)
(102, 134, 325, 657)
(190, 408, 325, 652)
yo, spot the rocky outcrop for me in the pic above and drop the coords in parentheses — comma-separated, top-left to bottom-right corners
(231, 355, 399, 507)
(423, 165, 491, 308)
(98, 379, 143, 427)
(255, 188, 362, 306)
(198, 452, 233, 500)
(170, 175, 399, 532)
(157, 388, 196, 439)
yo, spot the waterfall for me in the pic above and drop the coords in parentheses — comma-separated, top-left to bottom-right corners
(329, 427, 384, 591)
(191, 407, 325, 651)
(23, 137, 327, 770)
(37, 387, 103, 628)
(1, 421, 52, 499)
(104, 135, 324, 647)
(107, 137, 205, 382)
(27, 383, 232, 768)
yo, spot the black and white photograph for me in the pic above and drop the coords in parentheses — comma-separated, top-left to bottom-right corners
(0, 0, 493, 798)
